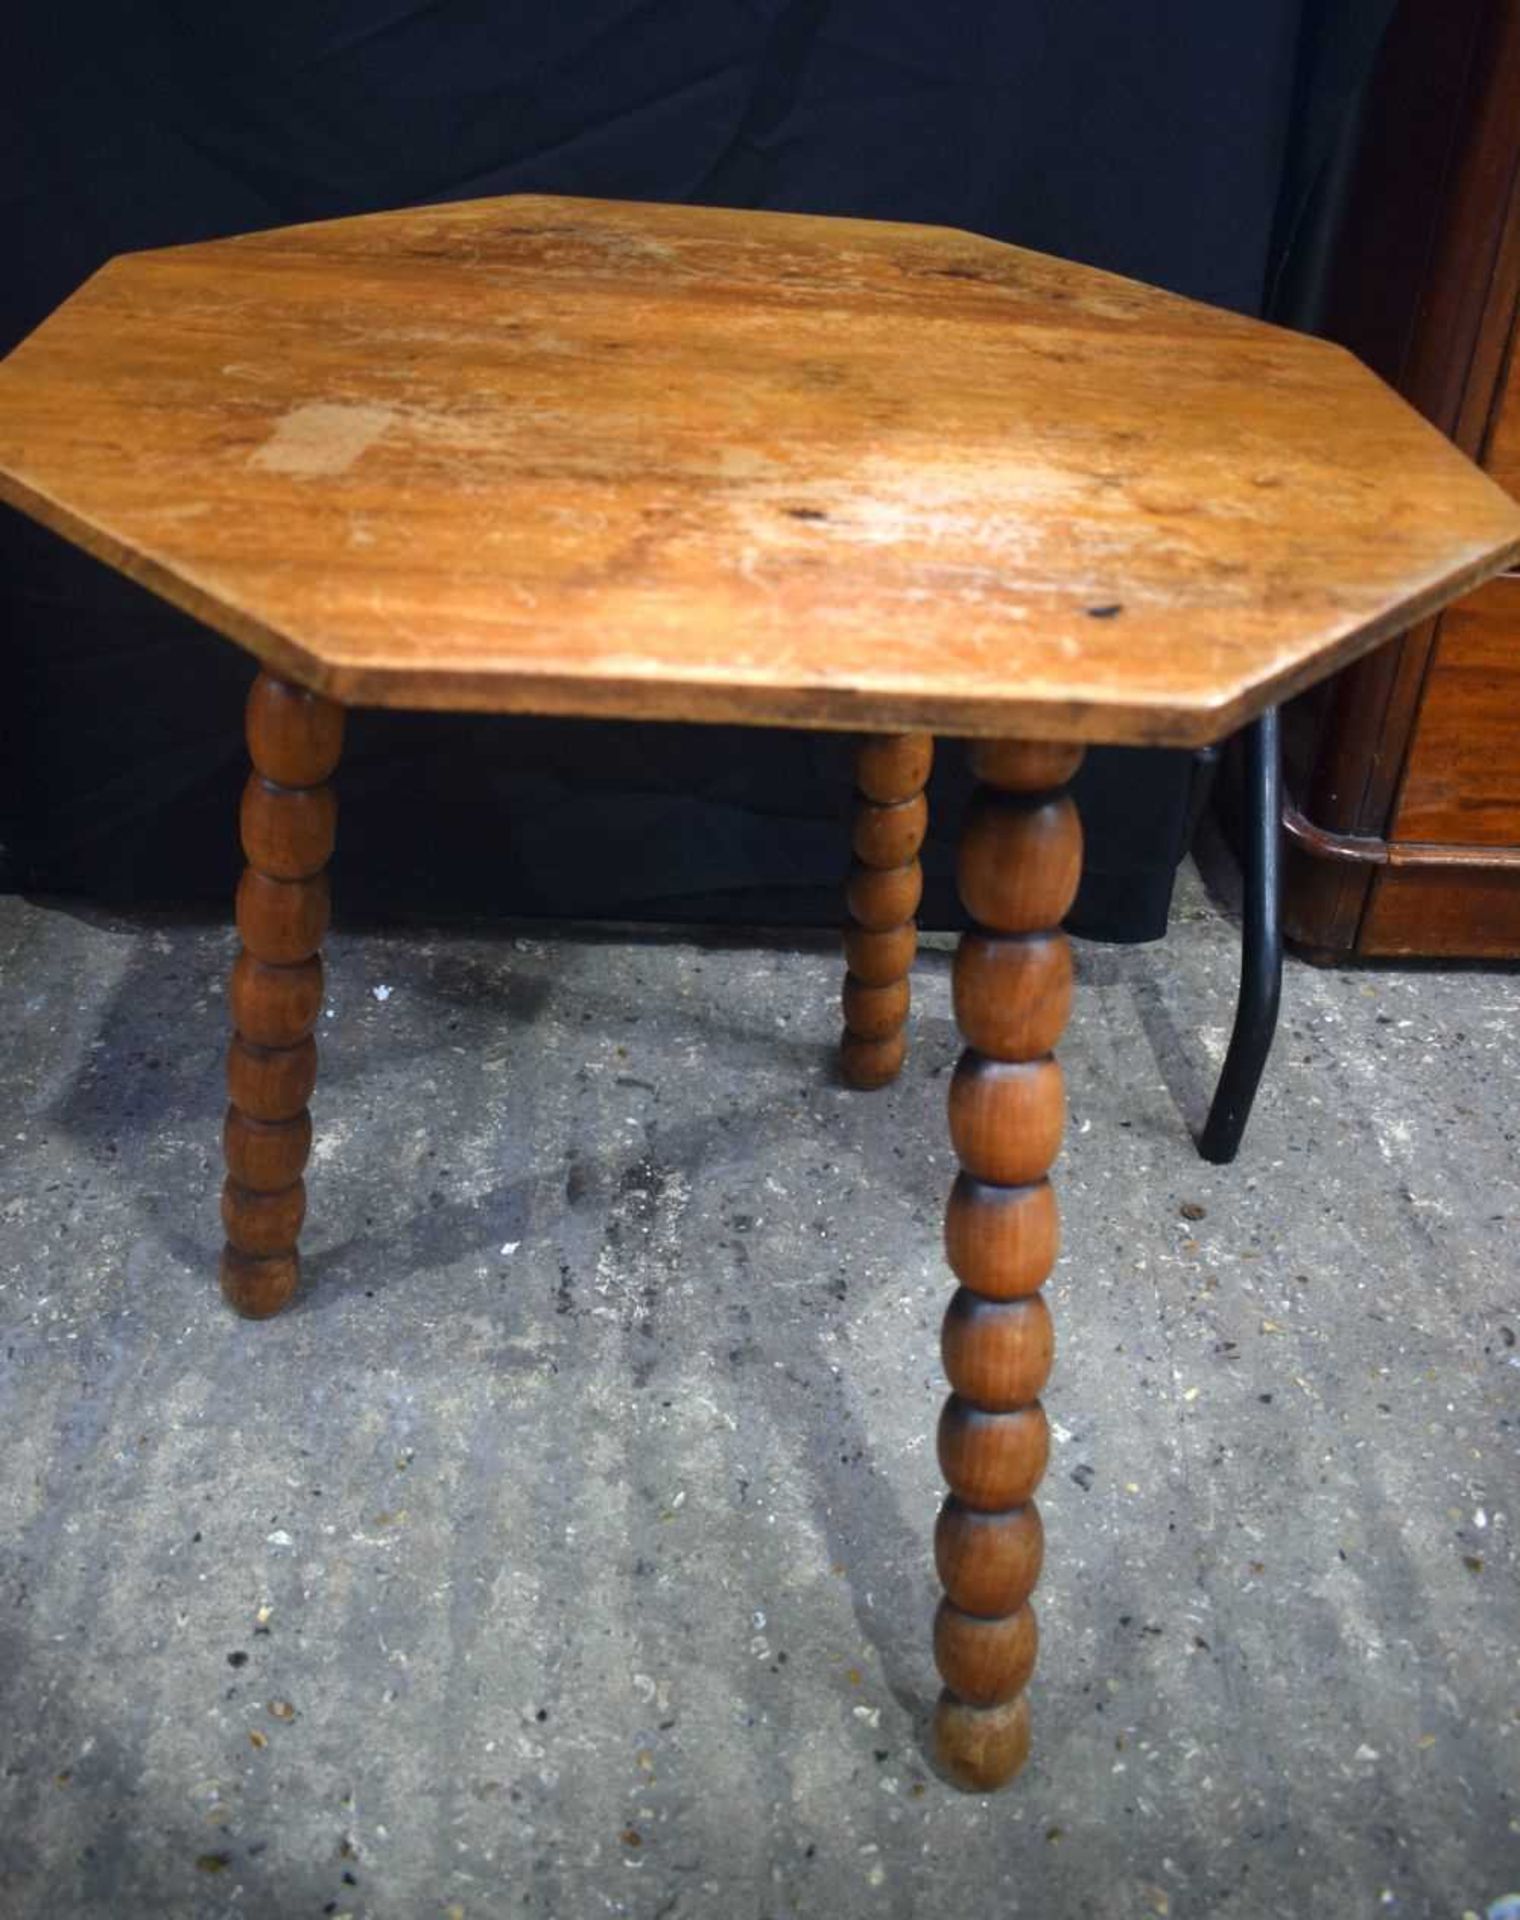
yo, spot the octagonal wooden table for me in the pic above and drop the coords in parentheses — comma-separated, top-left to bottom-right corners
(3, 195, 1518, 1793)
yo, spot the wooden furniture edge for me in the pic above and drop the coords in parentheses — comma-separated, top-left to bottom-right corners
(3, 468, 1517, 750)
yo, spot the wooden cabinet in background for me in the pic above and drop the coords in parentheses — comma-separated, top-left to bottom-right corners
(1282, 0, 1520, 959)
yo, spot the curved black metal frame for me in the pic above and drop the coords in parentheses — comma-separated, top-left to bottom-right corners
(1198, 706, 1283, 1164)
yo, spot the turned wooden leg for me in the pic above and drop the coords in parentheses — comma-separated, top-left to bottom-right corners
(839, 733, 933, 1088)
(931, 737, 1084, 1791)
(220, 672, 343, 1318)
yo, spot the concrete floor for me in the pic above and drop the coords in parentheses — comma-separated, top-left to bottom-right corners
(1, 866, 1517, 1920)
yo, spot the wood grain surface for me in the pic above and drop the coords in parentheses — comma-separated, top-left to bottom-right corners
(1388, 572, 1520, 846)
(2, 194, 1518, 743)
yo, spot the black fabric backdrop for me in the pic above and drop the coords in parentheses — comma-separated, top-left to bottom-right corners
(0, 1, 1394, 932)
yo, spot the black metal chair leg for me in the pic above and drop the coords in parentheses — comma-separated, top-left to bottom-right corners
(1198, 706, 1283, 1164)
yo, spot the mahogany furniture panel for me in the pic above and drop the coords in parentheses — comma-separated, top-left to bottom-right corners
(1, 194, 1516, 1795)
(1359, 862, 1520, 957)
(1487, 323, 1520, 503)
(1387, 574, 1520, 846)
(1281, 0, 1520, 959)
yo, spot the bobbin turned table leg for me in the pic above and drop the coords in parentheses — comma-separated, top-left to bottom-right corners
(931, 738, 1084, 1791)
(220, 673, 343, 1317)
(839, 733, 933, 1089)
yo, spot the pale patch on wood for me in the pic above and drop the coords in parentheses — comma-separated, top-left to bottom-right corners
(250, 403, 396, 477)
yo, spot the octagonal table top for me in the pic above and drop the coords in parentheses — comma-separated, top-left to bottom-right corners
(1, 194, 1517, 744)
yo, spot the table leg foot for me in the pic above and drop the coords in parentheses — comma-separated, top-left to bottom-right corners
(931, 738, 1084, 1790)
(840, 733, 932, 1089)
(933, 1689, 1032, 1793)
(220, 672, 343, 1318)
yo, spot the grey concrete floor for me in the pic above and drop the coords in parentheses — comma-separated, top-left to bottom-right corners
(1, 867, 1518, 1920)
